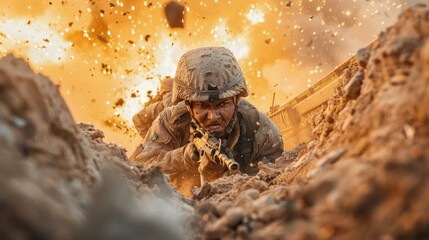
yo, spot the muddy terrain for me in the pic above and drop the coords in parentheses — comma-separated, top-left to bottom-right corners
(1, 4, 428, 240)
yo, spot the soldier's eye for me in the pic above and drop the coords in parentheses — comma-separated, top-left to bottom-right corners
(194, 103, 204, 108)
(218, 101, 230, 107)
(198, 104, 210, 110)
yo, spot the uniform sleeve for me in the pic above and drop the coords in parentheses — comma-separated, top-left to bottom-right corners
(138, 139, 189, 176)
(132, 100, 166, 138)
(133, 109, 195, 176)
(133, 93, 175, 139)
(253, 112, 284, 164)
(162, 92, 174, 108)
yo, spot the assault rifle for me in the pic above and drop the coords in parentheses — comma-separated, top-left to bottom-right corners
(190, 124, 240, 181)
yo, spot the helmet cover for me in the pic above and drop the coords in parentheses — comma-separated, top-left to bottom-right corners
(172, 47, 249, 102)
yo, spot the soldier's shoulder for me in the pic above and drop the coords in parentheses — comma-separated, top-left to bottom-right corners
(237, 99, 257, 110)
(161, 101, 188, 120)
(157, 101, 190, 130)
(237, 99, 272, 120)
(162, 92, 174, 107)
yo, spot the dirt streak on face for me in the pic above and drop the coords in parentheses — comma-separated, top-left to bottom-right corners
(190, 97, 235, 138)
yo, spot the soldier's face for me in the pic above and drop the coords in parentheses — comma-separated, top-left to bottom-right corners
(191, 97, 235, 137)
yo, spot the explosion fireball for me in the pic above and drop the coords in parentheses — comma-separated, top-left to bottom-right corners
(0, 0, 424, 152)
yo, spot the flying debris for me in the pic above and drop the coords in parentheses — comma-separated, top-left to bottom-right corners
(115, 98, 125, 107)
(305, 39, 313, 47)
(101, 63, 113, 74)
(164, 1, 185, 28)
(97, 34, 109, 43)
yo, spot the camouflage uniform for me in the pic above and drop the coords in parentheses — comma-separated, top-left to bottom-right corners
(136, 100, 283, 195)
(132, 77, 174, 139)
(133, 92, 173, 139)
(133, 47, 283, 196)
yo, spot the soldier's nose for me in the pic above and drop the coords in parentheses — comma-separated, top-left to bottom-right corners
(207, 109, 220, 120)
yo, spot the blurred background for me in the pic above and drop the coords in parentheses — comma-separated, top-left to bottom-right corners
(0, 0, 425, 152)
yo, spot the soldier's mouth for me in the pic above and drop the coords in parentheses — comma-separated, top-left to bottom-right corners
(206, 124, 223, 132)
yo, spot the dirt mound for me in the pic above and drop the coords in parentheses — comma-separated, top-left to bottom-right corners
(190, 4, 429, 239)
(0, 55, 193, 239)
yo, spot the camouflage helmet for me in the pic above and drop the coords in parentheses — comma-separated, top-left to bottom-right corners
(172, 47, 249, 102)
(159, 77, 174, 94)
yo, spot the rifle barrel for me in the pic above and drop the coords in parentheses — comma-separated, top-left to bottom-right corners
(219, 154, 239, 173)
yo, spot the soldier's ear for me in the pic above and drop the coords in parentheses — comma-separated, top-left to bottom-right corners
(185, 100, 192, 113)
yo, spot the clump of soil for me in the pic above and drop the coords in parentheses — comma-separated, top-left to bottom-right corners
(0, 55, 193, 240)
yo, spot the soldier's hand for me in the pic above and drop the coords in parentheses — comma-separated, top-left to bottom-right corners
(198, 156, 227, 182)
(129, 144, 144, 162)
(183, 143, 199, 170)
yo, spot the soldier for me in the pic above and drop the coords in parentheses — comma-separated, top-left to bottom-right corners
(132, 77, 174, 139)
(133, 47, 283, 196)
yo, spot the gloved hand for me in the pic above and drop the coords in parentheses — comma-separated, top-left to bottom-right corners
(198, 155, 227, 182)
(183, 142, 199, 170)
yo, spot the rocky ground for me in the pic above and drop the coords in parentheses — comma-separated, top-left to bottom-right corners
(1, 4, 429, 240)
